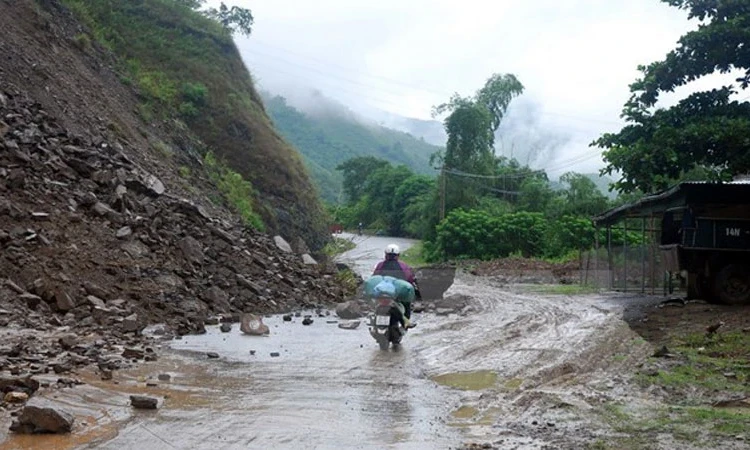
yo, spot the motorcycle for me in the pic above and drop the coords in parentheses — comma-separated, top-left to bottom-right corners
(369, 296, 407, 351)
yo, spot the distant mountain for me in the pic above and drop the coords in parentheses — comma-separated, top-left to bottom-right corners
(260, 91, 442, 202)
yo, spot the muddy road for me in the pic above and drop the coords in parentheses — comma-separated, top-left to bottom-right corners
(2, 235, 743, 449)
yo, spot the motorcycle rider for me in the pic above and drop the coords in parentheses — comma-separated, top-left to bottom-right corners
(372, 244, 420, 327)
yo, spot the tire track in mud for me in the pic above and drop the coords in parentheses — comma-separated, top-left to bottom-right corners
(409, 271, 652, 448)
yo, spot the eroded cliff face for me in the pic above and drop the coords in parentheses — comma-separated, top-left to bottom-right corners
(1, 0, 331, 252)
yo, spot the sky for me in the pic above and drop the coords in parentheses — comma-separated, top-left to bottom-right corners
(212, 0, 741, 179)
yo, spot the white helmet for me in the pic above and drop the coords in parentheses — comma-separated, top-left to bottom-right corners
(385, 244, 400, 255)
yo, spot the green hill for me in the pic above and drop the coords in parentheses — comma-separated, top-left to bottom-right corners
(59, 0, 331, 249)
(260, 92, 441, 202)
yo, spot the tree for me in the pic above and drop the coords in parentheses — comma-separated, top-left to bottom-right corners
(205, 3, 254, 36)
(592, 0, 750, 194)
(432, 73, 524, 212)
(336, 156, 390, 204)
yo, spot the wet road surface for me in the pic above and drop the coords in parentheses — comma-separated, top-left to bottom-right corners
(2, 234, 714, 449)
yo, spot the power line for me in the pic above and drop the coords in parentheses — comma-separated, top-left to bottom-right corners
(244, 40, 625, 127)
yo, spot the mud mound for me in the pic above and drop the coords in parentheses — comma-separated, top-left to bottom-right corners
(0, 91, 347, 342)
(466, 257, 578, 283)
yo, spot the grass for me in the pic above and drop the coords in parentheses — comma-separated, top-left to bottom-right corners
(400, 241, 427, 267)
(203, 151, 264, 231)
(638, 331, 750, 394)
(522, 284, 600, 295)
(599, 401, 750, 446)
(58, 0, 330, 248)
(591, 331, 750, 446)
(322, 237, 355, 257)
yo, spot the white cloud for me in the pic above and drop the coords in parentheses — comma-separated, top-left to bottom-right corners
(222, 0, 741, 177)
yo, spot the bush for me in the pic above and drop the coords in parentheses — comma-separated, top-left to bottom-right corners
(434, 209, 547, 260)
(204, 151, 264, 230)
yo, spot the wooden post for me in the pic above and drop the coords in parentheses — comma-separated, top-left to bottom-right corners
(641, 217, 646, 294)
(439, 165, 446, 222)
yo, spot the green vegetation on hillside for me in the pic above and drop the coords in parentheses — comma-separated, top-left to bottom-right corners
(261, 92, 441, 202)
(60, 0, 331, 250)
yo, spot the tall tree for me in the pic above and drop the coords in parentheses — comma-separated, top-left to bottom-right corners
(592, 0, 750, 194)
(432, 73, 524, 212)
(336, 156, 390, 203)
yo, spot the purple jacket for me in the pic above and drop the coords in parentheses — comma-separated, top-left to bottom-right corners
(373, 259, 416, 284)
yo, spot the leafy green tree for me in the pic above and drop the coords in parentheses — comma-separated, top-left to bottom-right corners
(557, 172, 611, 217)
(432, 73, 524, 212)
(336, 156, 390, 204)
(205, 3, 254, 36)
(518, 176, 554, 212)
(392, 175, 435, 236)
(592, 0, 750, 193)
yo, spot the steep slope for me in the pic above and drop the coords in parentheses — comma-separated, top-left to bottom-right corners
(261, 92, 441, 202)
(0, 0, 350, 363)
(56, 0, 330, 250)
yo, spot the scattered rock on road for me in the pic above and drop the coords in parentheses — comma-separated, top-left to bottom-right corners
(130, 395, 159, 410)
(10, 400, 75, 433)
(338, 320, 361, 330)
(240, 314, 269, 335)
(335, 301, 363, 319)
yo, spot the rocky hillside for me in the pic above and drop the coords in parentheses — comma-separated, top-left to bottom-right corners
(0, 0, 351, 373)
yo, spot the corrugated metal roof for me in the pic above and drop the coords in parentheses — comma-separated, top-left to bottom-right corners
(592, 181, 750, 225)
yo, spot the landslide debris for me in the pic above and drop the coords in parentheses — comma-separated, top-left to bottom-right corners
(0, 89, 349, 378)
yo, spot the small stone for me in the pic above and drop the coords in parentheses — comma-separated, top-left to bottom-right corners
(157, 374, 171, 382)
(116, 226, 132, 239)
(249, 350, 256, 355)
(220, 323, 231, 333)
(100, 370, 113, 381)
(302, 317, 313, 326)
(122, 348, 145, 360)
(282, 314, 293, 322)
(240, 314, 269, 335)
(130, 395, 158, 410)
(206, 352, 219, 359)
(338, 320, 361, 330)
(204, 317, 220, 326)
(270, 352, 280, 357)
(4, 392, 29, 404)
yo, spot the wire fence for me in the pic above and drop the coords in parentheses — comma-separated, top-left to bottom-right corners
(580, 243, 684, 296)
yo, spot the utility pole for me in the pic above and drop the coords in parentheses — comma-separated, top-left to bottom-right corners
(439, 164, 446, 221)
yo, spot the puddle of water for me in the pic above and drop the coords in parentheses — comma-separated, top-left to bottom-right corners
(503, 377, 523, 391)
(432, 370, 498, 391)
(451, 405, 479, 419)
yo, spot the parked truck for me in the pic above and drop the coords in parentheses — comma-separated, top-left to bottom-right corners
(592, 181, 750, 305)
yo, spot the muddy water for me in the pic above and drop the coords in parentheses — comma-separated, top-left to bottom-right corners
(89, 314, 463, 449)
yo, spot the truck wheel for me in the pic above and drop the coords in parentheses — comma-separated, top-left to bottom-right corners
(714, 264, 750, 305)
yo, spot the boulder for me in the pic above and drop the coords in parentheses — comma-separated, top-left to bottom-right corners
(335, 301, 363, 319)
(178, 236, 203, 265)
(11, 399, 75, 433)
(130, 395, 158, 410)
(301, 254, 317, 265)
(240, 314, 269, 336)
(273, 235, 293, 253)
